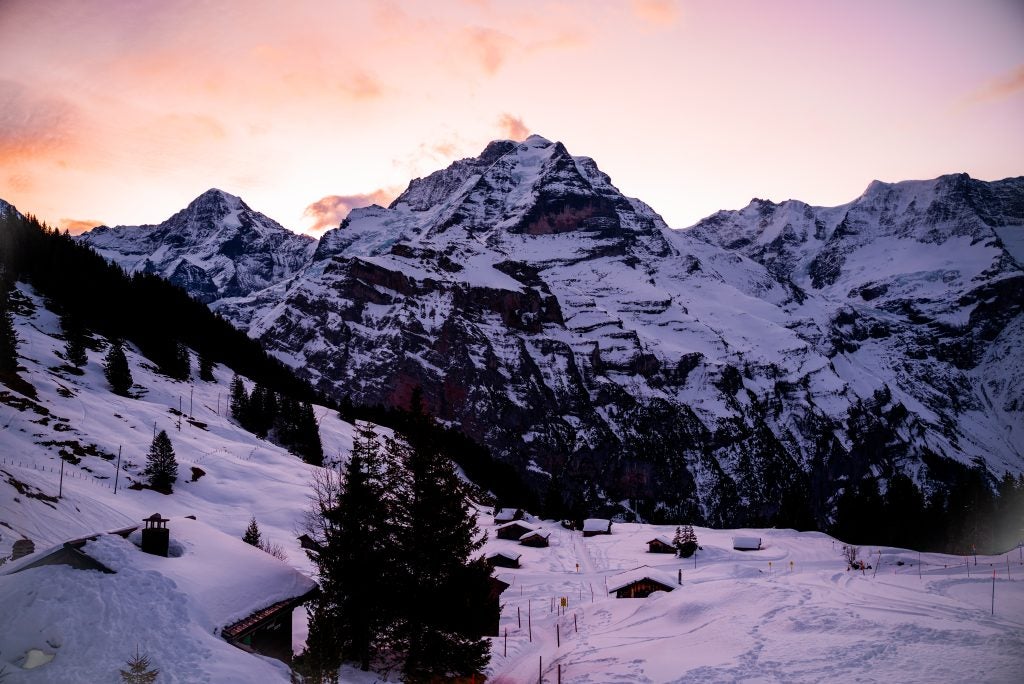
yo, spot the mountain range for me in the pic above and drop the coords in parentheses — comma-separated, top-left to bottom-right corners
(74, 135, 1024, 524)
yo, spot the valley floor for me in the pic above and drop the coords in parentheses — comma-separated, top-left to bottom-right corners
(480, 520, 1024, 684)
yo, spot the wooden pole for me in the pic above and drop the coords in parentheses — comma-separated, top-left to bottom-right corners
(558, 663, 562, 684)
(59, 458, 64, 498)
(539, 656, 542, 684)
(528, 601, 532, 642)
(518, 605, 521, 628)
(189, 386, 193, 419)
(113, 446, 122, 494)
(557, 623, 560, 648)
(574, 613, 577, 633)
(504, 628, 507, 657)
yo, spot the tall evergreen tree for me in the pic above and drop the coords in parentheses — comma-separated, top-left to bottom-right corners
(144, 430, 178, 493)
(61, 313, 88, 369)
(398, 434, 490, 681)
(229, 374, 249, 423)
(104, 339, 133, 395)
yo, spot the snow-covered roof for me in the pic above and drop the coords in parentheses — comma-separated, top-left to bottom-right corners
(606, 566, 677, 593)
(583, 518, 611, 532)
(494, 507, 523, 522)
(83, 517, 317, 631)
(519, 529, 550, 541)
(648, 535, 674, 546)
(486, 550, 522, 562)
(732, 536, 762, 550)
(495, 520, 536, 532)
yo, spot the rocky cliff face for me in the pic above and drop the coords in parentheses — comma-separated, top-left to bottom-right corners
(77, 141, 1024, 524)
(77, 189, 315, 302)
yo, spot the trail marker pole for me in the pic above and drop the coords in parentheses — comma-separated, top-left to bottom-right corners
(558, 663, 562, 684)
(58, 459, 64, 498)
(556, 623, 560, 648)
(1007, 556, 1012, 581)
(574, 613, 578, 633)
(528, 602, 532, 642)
(518, 606, 521, 628)
(678, 569, 682, 585)
(967, 557, 971, 578)
(991, 570, 996, 615)
(504, 628, 507, 657)
(189, 387, 193, 419)
(539, 656, 542, 684)
(113, 446, 122, 494)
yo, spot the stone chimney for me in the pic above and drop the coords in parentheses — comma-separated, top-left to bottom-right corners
(141, 513, 170, 557)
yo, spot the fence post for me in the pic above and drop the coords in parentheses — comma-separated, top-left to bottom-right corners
(114, 445, 122, 494)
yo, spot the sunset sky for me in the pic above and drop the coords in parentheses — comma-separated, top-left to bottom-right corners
(2, 0, 1022, 236)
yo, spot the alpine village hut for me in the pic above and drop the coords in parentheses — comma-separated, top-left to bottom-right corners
(732, 536, 763, 551)
(647, 535, 676, 554)
(607, 566, 677, 599)
(486, 550, 522, 569)
(582, 518, 612, 537)
(519, 529, 550, 548)
(3, 516, 317, 665)
(494, 507, 525, 524)
(496, 520, 536, 541)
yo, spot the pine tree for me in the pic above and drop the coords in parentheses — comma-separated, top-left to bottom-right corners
(229, 375, 249, 424)
(144, 430, 178, 493)
(61, 313, 88, 369)
(398, 434, 490, 681)
(678, 525, 698, 558)
(198, 354, 215, 382)
(672, 526, 683, 556)
(119, 646, 159, 683)
(104, 339, 133, 395)
(0, 286, 19, 376)
(242, 516, 262, 547)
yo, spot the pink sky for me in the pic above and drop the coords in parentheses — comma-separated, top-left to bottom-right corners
(1, 0, 1022, 235)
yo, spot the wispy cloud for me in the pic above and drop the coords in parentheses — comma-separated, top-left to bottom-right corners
(303, 190, 398, 234)
(498, 113, 530, 141)
(965, 64, 1024, 104)
(0, 80, 78, 159)
(463, 26, 516, 74)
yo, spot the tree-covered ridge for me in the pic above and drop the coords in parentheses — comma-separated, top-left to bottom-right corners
(0, 209, 325, 405)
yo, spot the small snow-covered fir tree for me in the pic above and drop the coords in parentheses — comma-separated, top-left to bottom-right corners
(119, 646, 159, 683)
(144, 430, 178, 493)
(672, 526, 683, 555)
(104, 339, 133, 395)
(678, 525, 698, 558)
(243, 516, 262, 547)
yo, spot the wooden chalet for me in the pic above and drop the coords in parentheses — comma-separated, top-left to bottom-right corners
(647, 536, 676, 554)
(486, 550, 522, 569)
(519, 529, 550, 548)
(496, 520, 536, 540)
(494, 507, 525, 524)
(222, 587, 319, 662)
(4, 526, 138, 576)
(607, 566, 677, 599)
(582, 518, 612, 537)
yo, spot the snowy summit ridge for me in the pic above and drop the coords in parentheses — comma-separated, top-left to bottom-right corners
(75, 137, 1024, 523)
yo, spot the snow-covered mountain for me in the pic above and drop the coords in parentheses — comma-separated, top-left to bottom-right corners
(78, 189, 315, 302)
(74, 138, 1024, 523)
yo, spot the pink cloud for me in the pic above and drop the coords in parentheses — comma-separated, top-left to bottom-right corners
(463, 26, 516, 75)
(967, 64, 1024, 104)
(631, 0, 680, 26)
(59, 218, 103, 235)
(303, 190, 398, 234)
(498, 113, 530, 141)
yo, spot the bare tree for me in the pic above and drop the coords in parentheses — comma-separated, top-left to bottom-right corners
(841, 544, 860, 568)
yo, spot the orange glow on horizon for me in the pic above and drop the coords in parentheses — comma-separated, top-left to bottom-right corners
(0, 0, 1021, 235)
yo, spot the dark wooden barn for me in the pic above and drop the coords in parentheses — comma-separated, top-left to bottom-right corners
(496, 521, 536, 540)
(519, 530, 550, 548)
(647, 536, 675, 554)
(486, 550, 522, 568)
(607, 566, 677, 599)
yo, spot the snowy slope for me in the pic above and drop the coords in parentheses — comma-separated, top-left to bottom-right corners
(0, 284, 358, 681)
(77, 189, 315, 303)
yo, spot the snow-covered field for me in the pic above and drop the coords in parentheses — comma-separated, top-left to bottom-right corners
(480, 518, 1024, 683)
(2, 284, 1022, 682)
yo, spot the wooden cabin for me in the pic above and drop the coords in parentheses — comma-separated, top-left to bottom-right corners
(519, 529, 550, 548)
(647, 536, 676, 554)
(494, 507, 525, 524)
(222, 588, 318, 663)
(496, 520, 536, 540)
(486, 576, 510, 636)
(486, 550, 521, 569)
(732, 536, 762, 551)
(607, 566, 677, 599)
(582, 518, 612, 537)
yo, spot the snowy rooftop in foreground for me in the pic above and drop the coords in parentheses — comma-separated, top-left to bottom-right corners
(83, 516, 317, 632)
